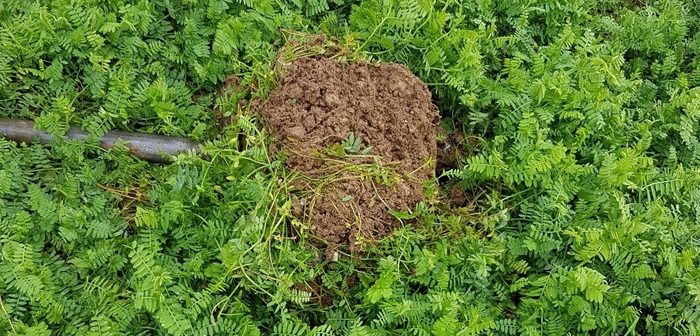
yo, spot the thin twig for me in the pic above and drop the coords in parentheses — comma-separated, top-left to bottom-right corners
(0, 293, 16, 334)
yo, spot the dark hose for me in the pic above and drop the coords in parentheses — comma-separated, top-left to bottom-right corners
(0, 118, 200, 163)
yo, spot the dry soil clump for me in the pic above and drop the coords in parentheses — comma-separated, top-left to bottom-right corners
(261, 58, 439, 252)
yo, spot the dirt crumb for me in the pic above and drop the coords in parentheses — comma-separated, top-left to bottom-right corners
(261, 58, 439, 252)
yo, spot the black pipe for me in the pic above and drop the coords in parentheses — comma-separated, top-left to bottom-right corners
(0, 118, 200, 163)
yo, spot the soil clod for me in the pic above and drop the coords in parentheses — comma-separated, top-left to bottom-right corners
(261, 58, 439, 252)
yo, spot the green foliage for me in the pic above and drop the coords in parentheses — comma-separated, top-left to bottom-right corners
(344, 0, 700, 333)
(1, 0, 700, 335)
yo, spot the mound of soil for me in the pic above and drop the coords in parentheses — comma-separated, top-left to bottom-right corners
(261, 58, 439, 252)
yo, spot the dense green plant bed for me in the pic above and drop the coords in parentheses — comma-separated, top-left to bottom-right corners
(1, 0, 699, 335)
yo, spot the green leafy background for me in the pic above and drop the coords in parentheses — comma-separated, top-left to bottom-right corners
(1, 0, 699, 335)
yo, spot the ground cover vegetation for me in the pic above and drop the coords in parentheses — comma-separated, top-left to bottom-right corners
(0, 0, 699, 335)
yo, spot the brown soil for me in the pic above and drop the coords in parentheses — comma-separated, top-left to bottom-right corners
(261, 58, 439, 252)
